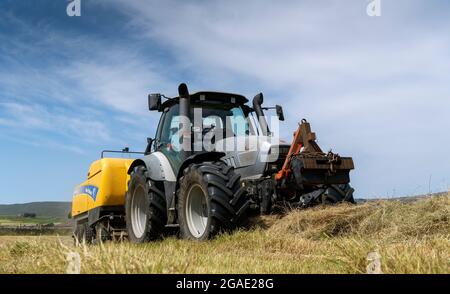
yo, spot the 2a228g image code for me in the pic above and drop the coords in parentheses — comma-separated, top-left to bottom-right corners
(220, 278, 274, 289)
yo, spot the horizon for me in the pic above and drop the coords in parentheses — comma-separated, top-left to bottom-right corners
(3, 191, 448, 206)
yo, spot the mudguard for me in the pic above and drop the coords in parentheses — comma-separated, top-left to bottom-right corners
(127, 151, 176, 182)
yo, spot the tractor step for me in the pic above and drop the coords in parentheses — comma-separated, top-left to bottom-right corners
(165, 224, 180, 228)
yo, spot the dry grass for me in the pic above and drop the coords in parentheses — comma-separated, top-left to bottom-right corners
(0, 196, 449, 274)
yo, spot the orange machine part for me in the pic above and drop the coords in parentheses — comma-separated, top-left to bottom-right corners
(275, 125, 303, 181)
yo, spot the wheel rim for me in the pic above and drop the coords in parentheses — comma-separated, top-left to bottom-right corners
(185, 184, 208, 238)
(131, 185, 147, 238)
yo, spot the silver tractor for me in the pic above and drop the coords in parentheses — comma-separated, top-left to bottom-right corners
(125, 83, 355, 242)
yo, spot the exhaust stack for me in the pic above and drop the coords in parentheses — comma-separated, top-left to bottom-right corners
(252, 93, 270, 136)
(178, 83, 191, 157)
(178, 83, 190, 119)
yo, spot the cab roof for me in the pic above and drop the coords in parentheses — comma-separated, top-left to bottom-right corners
(160, 91, 248, 110)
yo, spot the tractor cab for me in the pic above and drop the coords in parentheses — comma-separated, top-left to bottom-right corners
(148, 91, 259, 173)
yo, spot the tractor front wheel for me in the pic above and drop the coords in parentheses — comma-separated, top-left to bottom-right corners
(125, 166, 167, 243)
(177, 162, 250, 241)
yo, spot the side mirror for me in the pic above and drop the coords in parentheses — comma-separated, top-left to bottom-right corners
(144, 137, 154, 155)
(148, 94, 161, 111)
(276, 105, 285, 121)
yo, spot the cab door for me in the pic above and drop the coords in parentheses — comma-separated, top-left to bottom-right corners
(155, 104, 183, 173)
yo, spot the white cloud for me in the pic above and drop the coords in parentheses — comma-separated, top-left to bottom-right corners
(1, 1, 449, 197)
(104, 0, 450, 197)
(61, 57, 170, 115)
(0, 101, 111, 142)
(0, 17, 168, 152)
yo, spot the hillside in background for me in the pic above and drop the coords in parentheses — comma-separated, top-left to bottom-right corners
(0, 192, 445, 218)
(0, 202, 71, 219)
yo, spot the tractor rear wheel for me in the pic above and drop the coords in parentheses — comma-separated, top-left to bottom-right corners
(177, 161, 250, 241)
(125, 165, 167, 243)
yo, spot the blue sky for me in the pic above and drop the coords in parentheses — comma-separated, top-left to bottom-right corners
(0, 0, 449, 204)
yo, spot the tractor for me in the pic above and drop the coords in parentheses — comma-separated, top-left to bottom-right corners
(71, 83, 354, 243)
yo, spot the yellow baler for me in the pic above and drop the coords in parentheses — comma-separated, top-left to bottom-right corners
(72, 157, 134, 242)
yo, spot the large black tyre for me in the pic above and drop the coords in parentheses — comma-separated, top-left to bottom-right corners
(321, 184, 355, 204)
(259, 179, 274, 215)
(73, 222, 94, 245)
(73, 224, 82, 245)
(84, 223, 95, 243)
(125, 166, 167, 243)
(178, 161, 250, 241)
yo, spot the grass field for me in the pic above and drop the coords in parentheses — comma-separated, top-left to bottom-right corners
(0, 196, 449, 274)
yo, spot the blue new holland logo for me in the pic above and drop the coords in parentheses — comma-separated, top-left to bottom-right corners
(73, 185, 99, 201)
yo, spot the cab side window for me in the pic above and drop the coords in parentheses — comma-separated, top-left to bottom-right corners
(157, 104, 180, 150)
